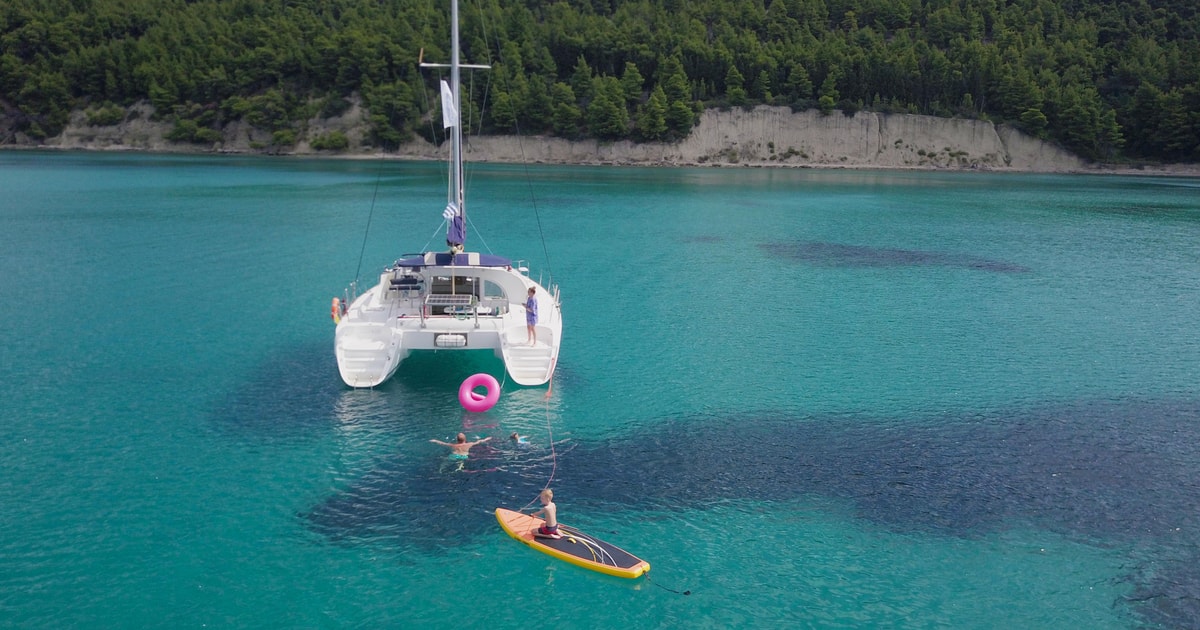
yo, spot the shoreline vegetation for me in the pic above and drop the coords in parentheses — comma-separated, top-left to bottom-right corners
(5, 0, 1197, 174)
(16, 101, 1200, 177)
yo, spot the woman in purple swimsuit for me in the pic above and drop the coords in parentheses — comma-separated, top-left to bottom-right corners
(525, 287, 538, 346)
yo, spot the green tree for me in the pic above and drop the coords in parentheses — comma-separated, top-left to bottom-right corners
(1019, 107, 1048, 134)
(752, 70, 772, 103)
(636, 84, 669, 141)
(148, 78, 177, 113)
(661, 57, 695, 136)
(17, 71, 71, 135)
(569, 56, 594, 103)
(549, 82, 581, 138)
(818, 72, 840, 114)
(620, 61, 644, 107)
(785, 64, 814, 102)
(521, 75, 553, 132)
(1152, 90, 1195, 160)
(361, 80, 415, 149)
(490, 90, 518, 131)
(997, 68, 1043, 122)
(586, 75, 629, 139)
(310, 131, 349, 151)
(725, 65, 747, 106)
(661, 56, 690, 104)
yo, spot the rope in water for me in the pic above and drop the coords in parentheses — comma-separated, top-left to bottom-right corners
(646, 574, 691, 596)
(519, 373, 557, 512)
(511, 374, 690, 593)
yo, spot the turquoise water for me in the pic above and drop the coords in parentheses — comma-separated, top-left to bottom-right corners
(2, 151, 1199, 628)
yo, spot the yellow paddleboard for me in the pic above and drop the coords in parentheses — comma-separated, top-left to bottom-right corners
(495, 507, 650, 579)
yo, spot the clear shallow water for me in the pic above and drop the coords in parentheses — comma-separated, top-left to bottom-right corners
(1, 152, 1199, 627)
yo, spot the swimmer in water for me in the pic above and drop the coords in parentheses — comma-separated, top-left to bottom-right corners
(431, 433, 491, 471)
(510, 432, 529, 444)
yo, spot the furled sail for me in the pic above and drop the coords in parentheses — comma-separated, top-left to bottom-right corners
(443, 202, 464, 246)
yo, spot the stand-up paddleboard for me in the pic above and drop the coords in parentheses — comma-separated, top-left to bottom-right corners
(495, 507, 650, 579)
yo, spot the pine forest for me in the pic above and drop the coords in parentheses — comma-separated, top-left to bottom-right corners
(1, 0, 1197, 162)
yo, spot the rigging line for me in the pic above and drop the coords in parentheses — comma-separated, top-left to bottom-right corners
(462, 5, 494, 226)
(479, 61, 493, 139)
(465, 212, 495, 255)
(509, 127, 555, 286)
(460, 74, 493, 255)
(418, 56, 444, 166)
(469, 0, 559, 511)
(473, 0, 556, 287)
(458, 35, 496, 256)
(354, 161, 387, 285)
(417, 23, 447, 151)
(419, 221, 444, 254)
(439, 76, 453, 212)
(418, 58, 452, 257)
(420, 61, 451, 209)
(519, 379, 559, 512)
(462, 70, 476, 236)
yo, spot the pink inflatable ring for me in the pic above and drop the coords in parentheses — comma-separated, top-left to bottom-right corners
(459, 373, 500, 413)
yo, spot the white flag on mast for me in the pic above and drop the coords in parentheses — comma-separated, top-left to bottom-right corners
(440, 80, 458, 129)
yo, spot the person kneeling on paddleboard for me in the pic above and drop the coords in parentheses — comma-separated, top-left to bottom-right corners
(531, 489, 560, 539)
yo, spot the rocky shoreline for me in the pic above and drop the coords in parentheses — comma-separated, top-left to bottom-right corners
(15, 101, 1200, 177)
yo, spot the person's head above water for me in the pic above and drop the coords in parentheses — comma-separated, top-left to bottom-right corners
(456, 433, 466, 443)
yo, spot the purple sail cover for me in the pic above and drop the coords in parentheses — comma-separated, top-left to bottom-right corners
(447, 214, 465, 246)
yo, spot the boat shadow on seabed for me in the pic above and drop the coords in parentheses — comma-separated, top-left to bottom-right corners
(303, 396, 1200, 628)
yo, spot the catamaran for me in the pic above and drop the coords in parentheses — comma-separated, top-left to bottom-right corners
(332, 0, 562, 388)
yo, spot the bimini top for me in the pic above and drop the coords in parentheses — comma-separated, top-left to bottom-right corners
(395, 252, 512, 268)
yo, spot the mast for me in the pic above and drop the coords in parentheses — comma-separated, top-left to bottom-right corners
(422, 0, 487, 253)
(449, 0, 464, 249)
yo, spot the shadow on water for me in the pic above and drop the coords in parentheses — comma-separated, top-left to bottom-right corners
(304, 396, 1200, 626)
(761, 241, 1031, 273)
(211, 343, 514, 437)
(211, 342, 578, 441)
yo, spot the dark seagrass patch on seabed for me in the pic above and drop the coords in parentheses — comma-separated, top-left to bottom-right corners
(304, 397, 1200, 626)
(761, 241, 1031, 273)
(209, 342, 348, 436)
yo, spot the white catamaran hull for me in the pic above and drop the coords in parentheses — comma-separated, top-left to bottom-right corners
(333, 0, 562, 389)
(335, 254, 561, 387)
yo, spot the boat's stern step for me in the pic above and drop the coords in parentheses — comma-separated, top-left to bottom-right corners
(335, 326, 405, 388)
(339, 337, 387, 352)
(501, 337, 557, 386)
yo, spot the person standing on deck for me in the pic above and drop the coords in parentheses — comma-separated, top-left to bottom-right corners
(525, 287, 538, 346)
